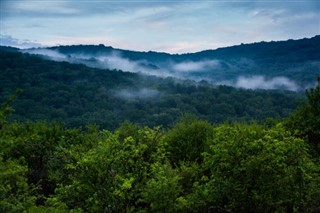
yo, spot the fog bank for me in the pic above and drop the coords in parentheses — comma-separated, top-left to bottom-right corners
(235, 76, 299, 91)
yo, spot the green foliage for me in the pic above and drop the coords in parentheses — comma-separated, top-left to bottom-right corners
(0, 120, 103, 210)
(1, 78, 319, 211)
(286, 76, 320, 156)
(141, 162, 182, 213)
(165, 115, 213, 163)
(1, 118, 319, 212)
(0, 156, 36, 212)
(202, 123, 320, 212)
(0, 89, 22, 128)
(0, 121, 67, 201)
(52, 124, 166, 212)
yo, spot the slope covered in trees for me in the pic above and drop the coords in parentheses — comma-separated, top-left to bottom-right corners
(27, 35, 320, 86)
(1, 47, 302, 129)
(0, 81, 319, 212)
(1, 40, 320, 212)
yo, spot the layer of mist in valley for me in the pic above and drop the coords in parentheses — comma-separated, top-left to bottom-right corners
(22, 46, 319, 92)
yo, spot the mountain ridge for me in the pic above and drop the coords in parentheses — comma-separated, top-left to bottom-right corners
(19, 35, 320, 65)
(2, 35, 320, 90)
(43, 35, 320, 57)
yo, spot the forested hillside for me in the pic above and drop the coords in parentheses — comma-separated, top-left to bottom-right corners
(25, 36, 320, 88)
(1, 40, 319, 212)
(1, 47, 302, 129)
(2, 0, 320, 212)
(0, 78, 319, 212)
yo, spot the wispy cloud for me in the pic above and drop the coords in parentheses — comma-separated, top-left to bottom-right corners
(96, 52, 146, 72)
(21, 48, 67, 60)
(172, 60, 220, 72)
(3, 1, 81, 17)
(0, 35, 43, 48)
(235, 76, 299, 91)
(113, 88, 161, 101)
(21, 48, 308, 91)
(2, 0, 318, 53)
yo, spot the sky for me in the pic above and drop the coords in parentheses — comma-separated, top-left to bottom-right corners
(0, 0, 319, 53)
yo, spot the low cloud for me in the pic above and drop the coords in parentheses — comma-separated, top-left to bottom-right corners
(235, 76, 299, 91)
(21, 48, 307, 91)
(25, 49, 175, 78)
(95, 53, 147, 73)
(113, 88, 161, 100)
(22, 49, 67, 60)
(172, 60, 220, 72)
(33, 49, 222, 79)
(93, 52, 175, 78)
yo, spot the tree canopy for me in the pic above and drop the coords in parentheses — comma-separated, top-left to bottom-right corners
(1, 85, 319, 212)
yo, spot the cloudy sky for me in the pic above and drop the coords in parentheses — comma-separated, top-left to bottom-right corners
(0, 0, 319, 53)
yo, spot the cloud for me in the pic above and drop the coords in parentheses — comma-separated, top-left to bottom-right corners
(2, 0, 177, 19)
(2, 1, 319, 53)
(235, 76, 299, 91)
(21, 47, 312, 91)
(23, 49, 143, 72)
(172, 60, 220, 72)
(91, 52, 173, 77)
(96, 53, 142, 72)
(2, 1, 81, 18)
(21, 49, 67, 61)
(0, 35, 43, 49)
(22, 48, 174, 78)
(113, 88, 161, 100)
(228, 1, 320, 15)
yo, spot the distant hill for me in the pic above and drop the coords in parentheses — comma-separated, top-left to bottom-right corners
(22, 36, 320, 90)
(0, 47, 302, 129)
(46, 35, 320, 62)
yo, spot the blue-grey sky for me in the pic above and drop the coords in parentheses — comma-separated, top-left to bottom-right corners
(1, 0, 319, 53)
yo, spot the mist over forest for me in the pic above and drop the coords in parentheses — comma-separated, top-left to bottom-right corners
(23, 36, 320, 91)
(1, 36, 320, 212)
(1, 42, 311, 129)
(2, 0, 320, 211)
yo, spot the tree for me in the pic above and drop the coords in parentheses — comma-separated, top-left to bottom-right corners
(141, 162, 182, 213)
(0, 157, 36, 212)
(0, 89, 22, 129)
(53, 125, 166, 212)
(201, 123, 319, 212)
(165, 115, 213, 164)
(286, 76, 320, 156)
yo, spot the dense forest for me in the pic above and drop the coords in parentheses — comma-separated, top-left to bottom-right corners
(1, 39, 319, 212)
(0, 77, 319, 212)
(1, 47, 302, 129)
